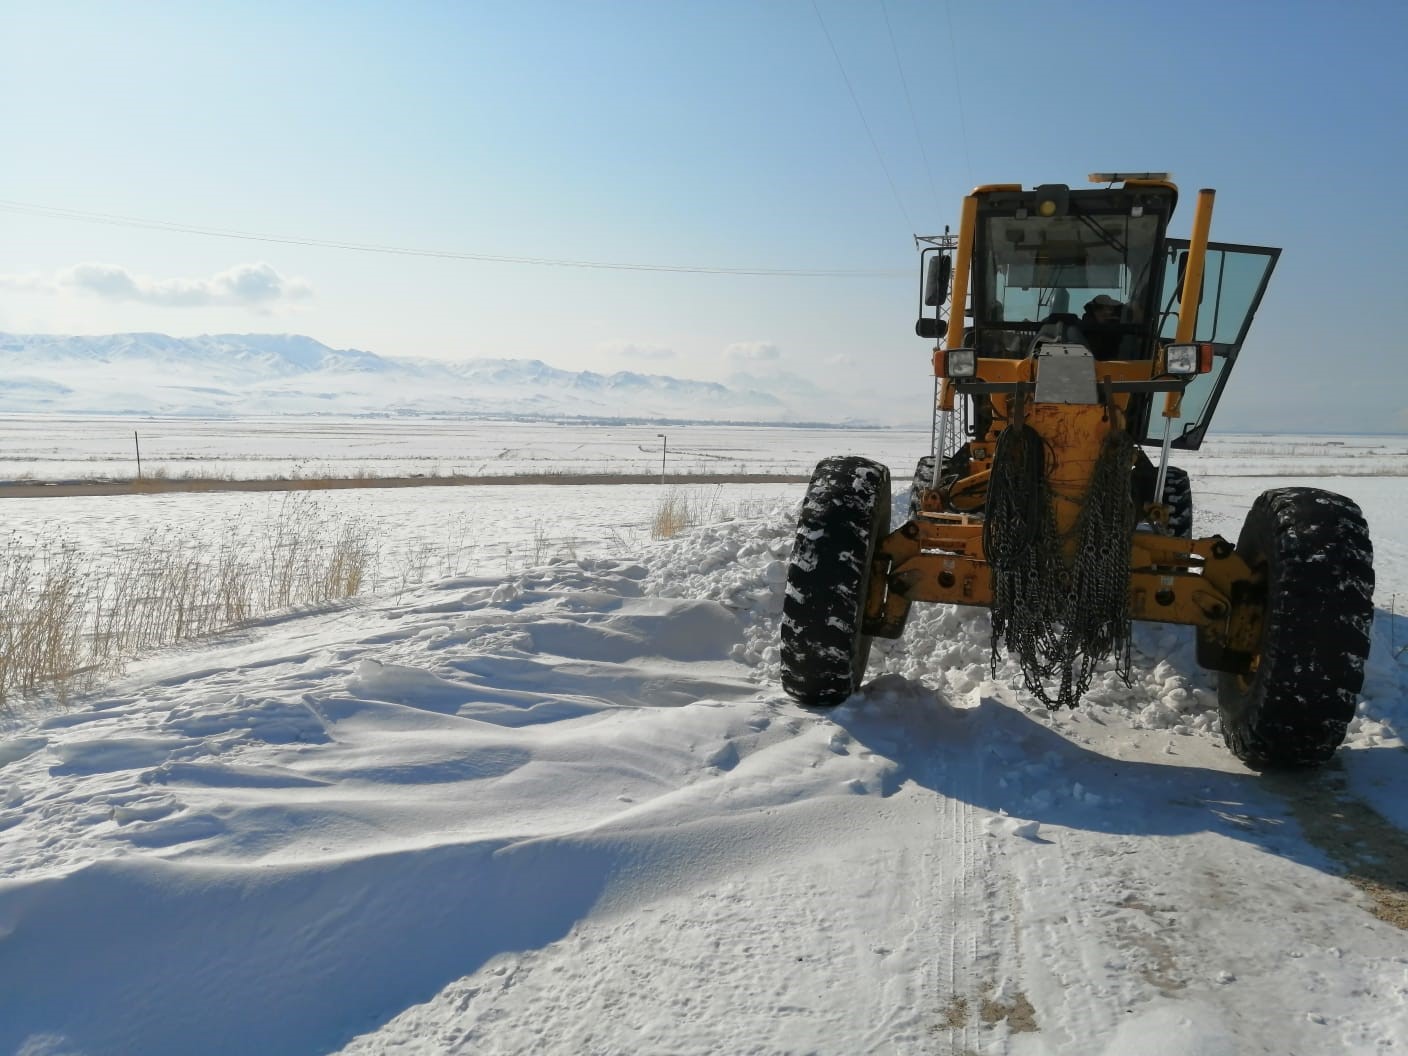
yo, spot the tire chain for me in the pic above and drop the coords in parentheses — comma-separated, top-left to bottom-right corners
(986, 426, 1136, 709)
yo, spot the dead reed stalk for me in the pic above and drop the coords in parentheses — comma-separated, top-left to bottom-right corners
(0, 496, 376, 707)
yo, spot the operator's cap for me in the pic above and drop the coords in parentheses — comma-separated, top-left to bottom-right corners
(1085, 294, 1122, 311)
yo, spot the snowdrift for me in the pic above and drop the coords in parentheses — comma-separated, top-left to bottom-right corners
(0, 497, 1405, 1055)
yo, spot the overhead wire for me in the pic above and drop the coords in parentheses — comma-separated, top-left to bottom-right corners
(942, 0, 975, 189)
(809, 0, 916, 233)
(879, 0, 942, 219)
(0, 199, 909, 279)
(5, 8, 955, 279)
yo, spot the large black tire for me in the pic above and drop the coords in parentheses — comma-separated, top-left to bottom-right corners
(907, 455, 935, 517)
(1162, 465, 1193, 539)
(1218, 488, 1374, 769)
(780, 456, 891, 706)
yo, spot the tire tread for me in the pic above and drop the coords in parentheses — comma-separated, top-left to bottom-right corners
(780, 456, 890, 706)
(1219, 488, 1374, 769)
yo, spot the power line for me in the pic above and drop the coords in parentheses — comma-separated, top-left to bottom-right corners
(879, 0, 942, 219)
(810, 0, 916, 232)
(0, 198, 908, 279)
(942, 0, 974, 189)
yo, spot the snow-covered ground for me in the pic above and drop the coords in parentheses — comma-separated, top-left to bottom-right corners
(1, 438, 1406, 1055)
(0, 415, 924, 483)
(8, 415, 1404, 486)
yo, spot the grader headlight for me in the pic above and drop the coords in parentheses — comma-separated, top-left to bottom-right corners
(944, 347, 978, 377)
(1166, 342, 1214, 375)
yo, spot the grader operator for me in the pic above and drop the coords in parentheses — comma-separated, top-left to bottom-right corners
(779, 174, 1374, 771)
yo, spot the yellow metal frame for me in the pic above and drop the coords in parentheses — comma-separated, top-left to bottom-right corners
(872, 518, 1259, 655)
(942, 185, 1018, 352)
(892, 177, 1260, 665)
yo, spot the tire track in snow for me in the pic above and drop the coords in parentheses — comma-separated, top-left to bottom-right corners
(846, 685, 1020, 1054)
(945, 727, 982, 1055)
(929, 703, 1040, 1053)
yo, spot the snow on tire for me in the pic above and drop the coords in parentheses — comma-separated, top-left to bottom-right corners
(1218, 487, 1375, 770)
(780, 456, 891, 706)
(907, 455, 935, 517)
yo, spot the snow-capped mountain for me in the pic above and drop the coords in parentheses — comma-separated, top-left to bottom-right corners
(0, 332, 863, 422)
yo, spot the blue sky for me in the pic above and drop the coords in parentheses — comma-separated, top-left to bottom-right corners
(3, 0, 1405, 431)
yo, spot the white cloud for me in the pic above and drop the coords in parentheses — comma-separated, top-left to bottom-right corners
(54, 261, 312, 307)
(597, 340, 675, 361)
(64, 263, 142, 300)
(826, 354, 855, 368)
(725, 341, 781, 363)
(0, 272, 55, 293)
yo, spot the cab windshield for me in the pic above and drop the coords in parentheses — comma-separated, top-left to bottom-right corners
(974, 211, 1164, 356)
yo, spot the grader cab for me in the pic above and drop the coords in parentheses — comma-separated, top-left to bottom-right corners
(780, 174, 1375, 770)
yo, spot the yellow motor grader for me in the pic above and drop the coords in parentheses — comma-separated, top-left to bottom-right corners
(780, 174, 1375, 770)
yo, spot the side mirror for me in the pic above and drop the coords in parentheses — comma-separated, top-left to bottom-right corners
(915, 318, 941, 339)
(923, 254, 952, 307)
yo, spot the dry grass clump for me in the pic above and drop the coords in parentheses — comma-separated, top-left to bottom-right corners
(0, 540, 89, 700)
(649, 486, 765, 540)
(527, 523, 579, 566)
(651, 488, 693, 539)
(0, 495, 375, 706)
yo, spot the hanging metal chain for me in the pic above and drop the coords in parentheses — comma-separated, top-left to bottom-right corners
(986, 425, 1137, 709)
(985, 423, 1064, 682)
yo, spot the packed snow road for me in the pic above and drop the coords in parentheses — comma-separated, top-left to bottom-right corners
(0, 492, 1405, 1054)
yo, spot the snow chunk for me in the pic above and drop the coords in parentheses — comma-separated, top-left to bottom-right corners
(984, 813, 1043, 840)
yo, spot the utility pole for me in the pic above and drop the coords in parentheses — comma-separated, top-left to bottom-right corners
(656, 433, 667, 485)
(134, 430, 143, 480)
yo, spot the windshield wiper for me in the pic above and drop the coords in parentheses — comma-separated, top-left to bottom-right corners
(1074, 211, 1127, 256)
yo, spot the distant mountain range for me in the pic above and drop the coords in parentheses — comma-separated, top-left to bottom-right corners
(0, 332, 875, 424)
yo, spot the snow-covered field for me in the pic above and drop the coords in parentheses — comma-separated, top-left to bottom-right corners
(1, 429, 1406, 1055)
(0, 415, 926, 482)
(11, 415, 1404, 486)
